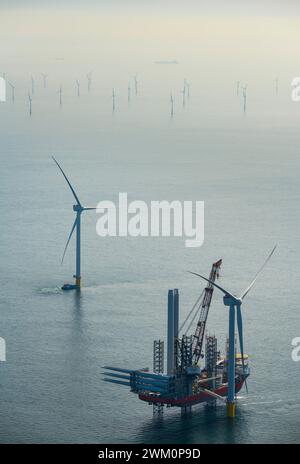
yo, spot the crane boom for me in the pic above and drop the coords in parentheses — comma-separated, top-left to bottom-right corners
(192, 259, 222, 365)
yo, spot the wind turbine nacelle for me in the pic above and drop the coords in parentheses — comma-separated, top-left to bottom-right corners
(73, 204, 82, 212)
(223, 295, 241, 306)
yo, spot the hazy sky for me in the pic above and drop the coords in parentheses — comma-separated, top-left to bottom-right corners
(2, 0, 300, 16)
(2, 0, 300, 96)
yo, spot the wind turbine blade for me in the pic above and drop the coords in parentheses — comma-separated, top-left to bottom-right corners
(236, 305, 248, 393)
(52, 156, 82, 206)
(83, 207, 97, 211)
(240, 245, 277, 300)
(61, 217, 78, 264)
(188, 271, 236, 299)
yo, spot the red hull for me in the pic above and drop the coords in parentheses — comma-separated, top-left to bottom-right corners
(139, 379, 245, 407)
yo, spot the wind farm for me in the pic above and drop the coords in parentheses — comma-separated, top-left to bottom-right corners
(0, 0, 298, 447)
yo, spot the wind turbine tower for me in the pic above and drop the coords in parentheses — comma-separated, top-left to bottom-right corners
(170, 92, 174, 117)
(189, 245, 276, 417)
(128, 82, 131, 103)
(28, 93, 32, 116)
(243, 85, 247, 113)
(76, 80, 80, 97)
(87, 72, 92, 93)
(58, 86, 63, 106)
(184, 79, 190, 98)
(112, 88, 116, 112)
(181, 83, 186, 108)
(133, 74, 138, 96)
(52, 156, 96, 290)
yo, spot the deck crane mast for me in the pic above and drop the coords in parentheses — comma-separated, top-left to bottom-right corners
(191, 259, 222, 365)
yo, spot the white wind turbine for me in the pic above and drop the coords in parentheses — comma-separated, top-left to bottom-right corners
(170, 92, 174, 117)
(58, 86, 63, 106)
(87, 72, 92, 93)
(112, 88, 116, 112)
(52, 156, 97, 290)
(189, 245, 276, 417)
(28, 93, 32, 116)
(76, 80, 80, 97)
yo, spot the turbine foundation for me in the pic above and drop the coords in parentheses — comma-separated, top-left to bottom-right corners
(226, 401, 236, 418)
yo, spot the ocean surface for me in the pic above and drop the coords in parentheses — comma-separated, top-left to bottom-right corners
(0, 4, 300, 443)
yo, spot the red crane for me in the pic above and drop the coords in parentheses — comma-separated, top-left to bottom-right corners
(191, 259, 222, 365)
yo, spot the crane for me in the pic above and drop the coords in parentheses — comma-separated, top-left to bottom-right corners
(191, 259, 222, 365)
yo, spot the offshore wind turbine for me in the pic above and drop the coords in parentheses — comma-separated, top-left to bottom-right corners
(128, 82, 131, 103)
(52, 156, 96, 290)
(76, 80, 80, 97)
(58, 85, 63, 106)
(132, 74, 138, 96)
(189, 245, 276, 417)
(87, 72, 92, 92)
(112, 88, 116, 112)
(170, 92, 174, 117)
(8, 82, 15, 103)
(184, 79, 190, 98)
(243, 85, 247, 113)
(28, 93, 32, 116)
(181, 83, 186, 108)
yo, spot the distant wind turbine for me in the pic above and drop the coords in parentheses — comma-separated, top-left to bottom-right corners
(112, 88, 116, 112)
(184, 79, 191, 98)
(87, 72, 92, 93)
(28, 93, 32, 116)
(181, 82, 186, 108)
(170, 92, 174, 117)
(52, 156, 96, 290)
(242, 85, 247, 113)
(76, 80, 80, 97)
(132, 74, 138, 96)
(58, 86, 63, 106)
(128, 82, 131, 103)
